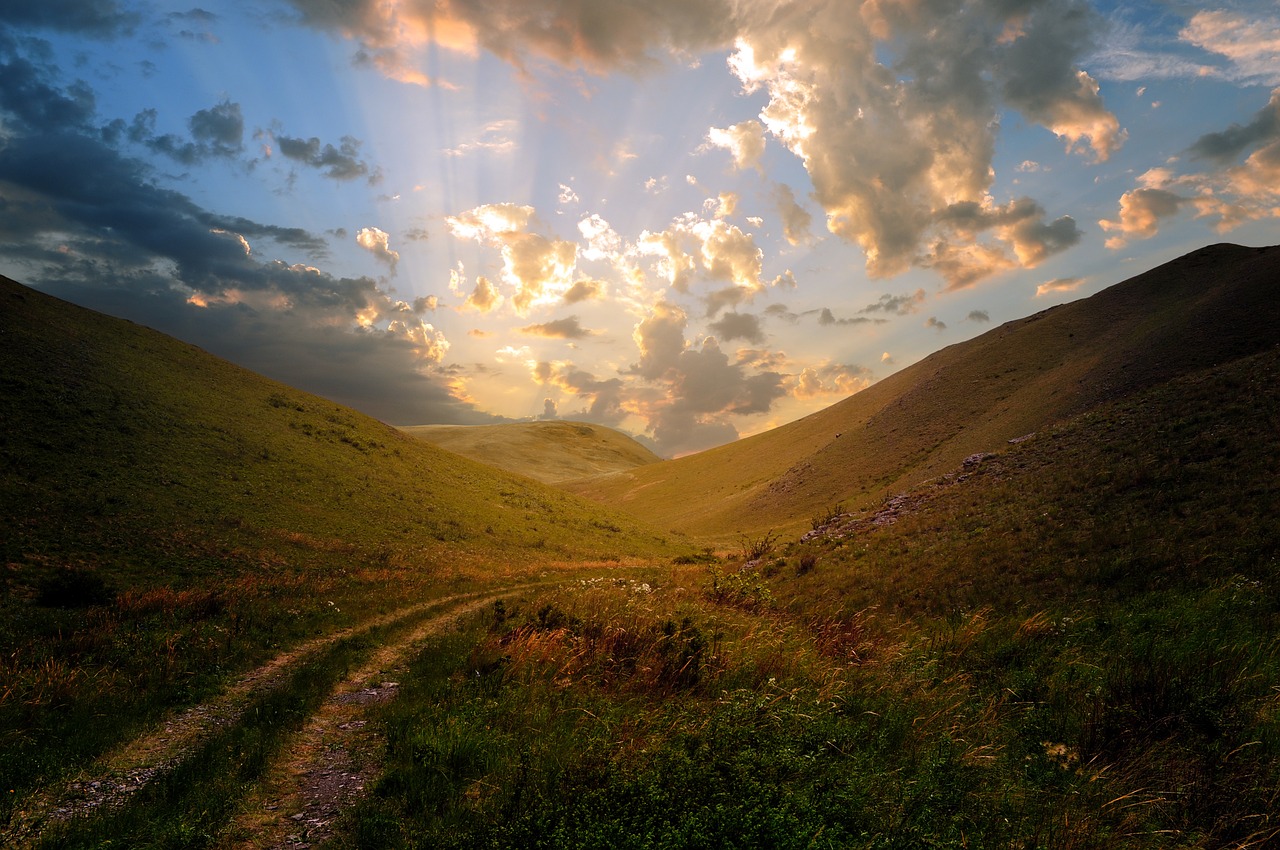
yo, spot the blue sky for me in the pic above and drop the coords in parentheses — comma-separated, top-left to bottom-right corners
(2, 0, 1278, 456)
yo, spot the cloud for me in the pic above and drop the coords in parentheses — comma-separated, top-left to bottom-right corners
(447, 203, 580, 315)
(276, 134, 377, 182)
(1101, 91, 1280, 248)
(705, 119, 766, 171)
(708, 311, 765, 344)
(1188, 87, 1280, 164)
(625, 300, 788, 455)
(729, 1, 1115, 284)
(794, 362, 873, 398)
(356, 226, 399, 272)
(443, 119, 518, 157)
(925, 316, 948, 331)
(861, 288, 926, 316)
(966, 310, 991, 323)
(188, 100, 243, 155)
(1099, 185, 1186, 248)
(463, 275, 503, 312)
(0, 0, 138, 37)
(563, 278, 603, 304)
(817, 308, 878, 327)
(280, 0, 1118, 287)
(1036, 277, 1086, 297)
(534, 360, 628, 426)
(772, 183, 813, 245)
(520, 316, 593, 339)
(637, 213, 767, 310)
(285, 0, 738, 78)
(1180, 10, 1280, 86)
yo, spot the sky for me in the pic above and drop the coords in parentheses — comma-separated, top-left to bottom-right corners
(1, 1, 1278, 457)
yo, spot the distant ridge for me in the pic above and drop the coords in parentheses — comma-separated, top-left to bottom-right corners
(400, 421, 660, 484)
(566, 243, 1280, 541)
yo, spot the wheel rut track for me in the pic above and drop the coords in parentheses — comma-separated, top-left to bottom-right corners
(2, 588, 525, 848)
(225, 591, 513, 849)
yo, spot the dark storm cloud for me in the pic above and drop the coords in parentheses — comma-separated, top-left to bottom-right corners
(132, 100, 245, 165)
(0, 0, 139, 37)
(276, 134, 376, 182)
(0, 51, 96, 133)
(0, 48, 489, 427)
(1188, 88, 1280, 164)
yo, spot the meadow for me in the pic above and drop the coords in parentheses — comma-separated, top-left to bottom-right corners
(3, 244, 1279, 847)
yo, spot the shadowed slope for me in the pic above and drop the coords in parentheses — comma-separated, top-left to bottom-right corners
(400, 421, 660, 484)
(567, 243, 1280, 541)
(0, 275, 675, 583)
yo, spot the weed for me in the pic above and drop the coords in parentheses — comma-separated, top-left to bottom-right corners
(738, 530, 780, 563)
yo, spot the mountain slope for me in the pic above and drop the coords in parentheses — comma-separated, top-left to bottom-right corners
(400, 421, 660, 484)
(566, 243, 1280, 541)
(0, 275, 676, 588)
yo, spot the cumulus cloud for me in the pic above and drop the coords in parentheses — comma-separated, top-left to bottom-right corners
(861, 289, 926, 316)
(925, 316, 948, 331)
(534, 360, 628, 426)
(356, 226, 399, 271)
(1103, 88, 1280, 247)
(637, 213, 771, 311)
(279, 0, 1119, 287)
(966, 310, 991, 323)
(772, 183, 813, 245)
(705, 119, 766, 171)
(447, 203, 579, 315)
(520, 316, 594, 339)
(563, 278, 603, 304)
(463, 275, 503, 312)
(622, 300, 788, 455)
(726, 0, 1116, 285)
(794, 362, 873, 398)
(1036, 277, 1086, 297)
(276, 133, 376, 182)
(708, 311, 765, 344)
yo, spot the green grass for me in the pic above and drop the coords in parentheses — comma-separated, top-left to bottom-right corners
(4, 244, 1280, 847)
(567, 243, 1280, 542)
(338, 346, 1280, 848)
(400, 420, 662, 483)
(0, 276, 681, 829)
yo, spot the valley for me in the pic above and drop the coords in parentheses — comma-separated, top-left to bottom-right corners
(2, 244, 1279, 848)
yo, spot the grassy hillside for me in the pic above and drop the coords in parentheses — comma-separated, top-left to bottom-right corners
(567, 243, 1280, 542)
(343, 338, 1280, 849)
(0, 274, 674, 577)
(0, 275, 678, 827)
(400, 420, 660, 484)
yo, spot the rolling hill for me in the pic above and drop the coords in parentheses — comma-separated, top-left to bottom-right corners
(400, 421, 660, 484)
(565, 243, 1280, 542)
(0, 274, 677, 590)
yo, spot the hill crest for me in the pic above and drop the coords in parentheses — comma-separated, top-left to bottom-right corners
(565, 243, 1280, 541)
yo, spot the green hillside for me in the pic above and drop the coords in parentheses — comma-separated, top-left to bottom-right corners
(567, 243, 1280, 542)
(341, 334, 1280, 849)
(400, 420, 660, 484)
(0, 275, 674, 579)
